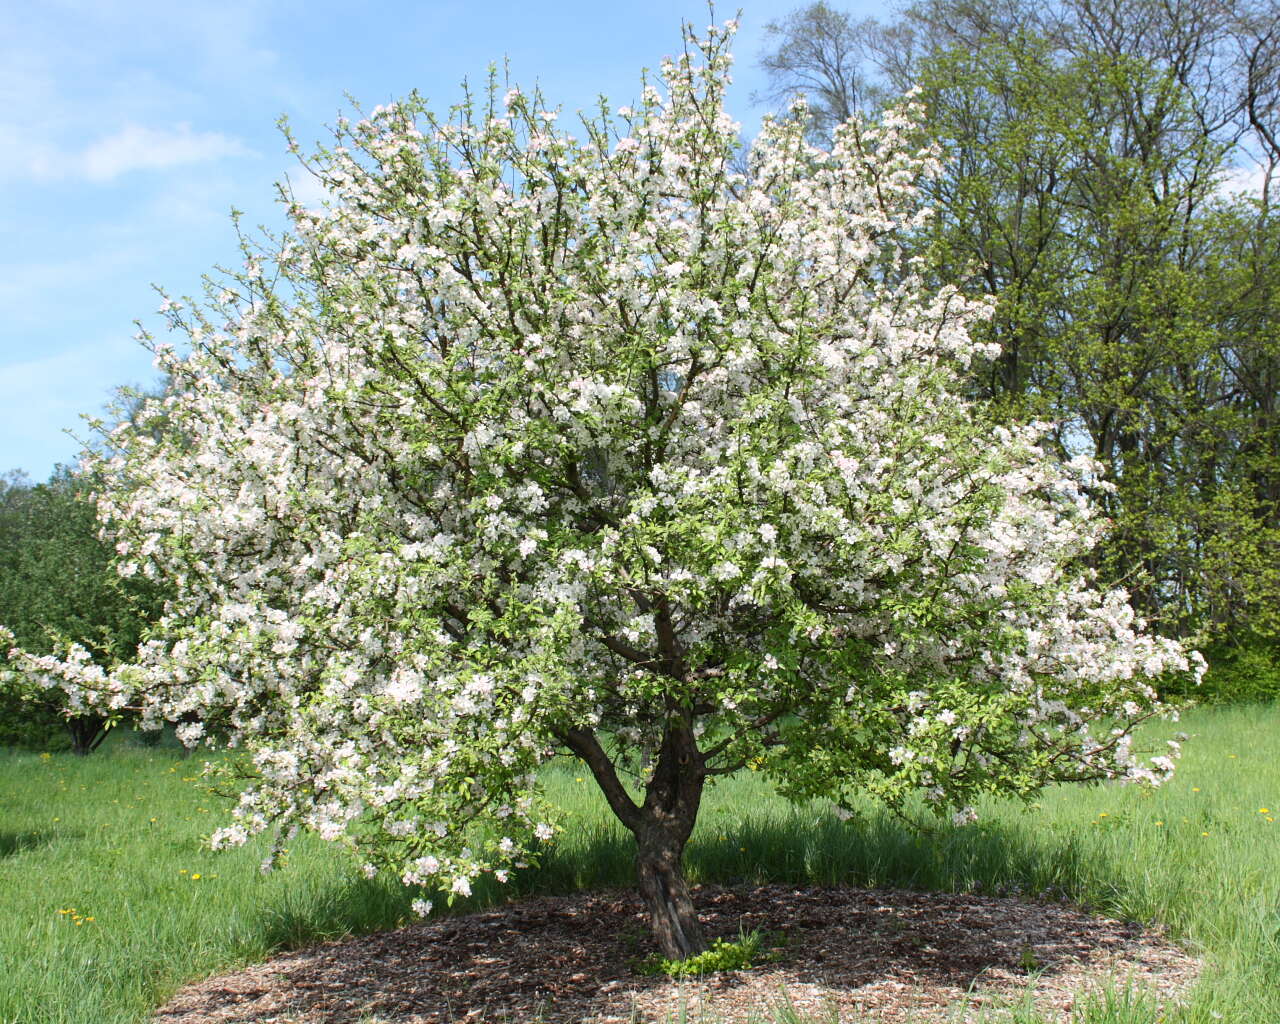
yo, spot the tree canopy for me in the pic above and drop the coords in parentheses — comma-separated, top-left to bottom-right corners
(8, 21, 1199, 957)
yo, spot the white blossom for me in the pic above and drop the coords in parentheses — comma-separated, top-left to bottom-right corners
(11, 18, 1199, 925)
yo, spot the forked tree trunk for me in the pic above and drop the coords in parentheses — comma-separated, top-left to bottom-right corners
(562, 721, 710, 960)
(630, 722, 709, 960)
(635, 821, 706, 960)
(65, 714, 107, 756)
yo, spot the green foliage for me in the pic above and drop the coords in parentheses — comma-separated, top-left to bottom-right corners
(0, 468, 156, 660)
(0, 468, 165, 752)
(907, 28, 1279, 644)
(634, 927, 778, 977)
(0, 689, 67, 751)
(1167, 637, 1280, 704)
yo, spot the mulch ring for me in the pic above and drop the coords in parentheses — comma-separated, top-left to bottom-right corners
(153, 884, 1199, 1023)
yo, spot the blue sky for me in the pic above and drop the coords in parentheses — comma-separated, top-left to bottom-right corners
(3, 0, 892, 480)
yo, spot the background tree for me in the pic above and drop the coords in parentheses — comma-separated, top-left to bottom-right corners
(755, 2, 885, 140)
(24, 22, 1200, 961)
(0, 472, 63, 750)
(0, 467, 165, 753)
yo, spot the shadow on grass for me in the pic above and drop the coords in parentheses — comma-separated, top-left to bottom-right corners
(684, 812, 1099, 906)
(0, 828, 81, 859)
(250, 810, 1109, 959)
(258, 876, 419, 952)
(518, 810, 1102, 914)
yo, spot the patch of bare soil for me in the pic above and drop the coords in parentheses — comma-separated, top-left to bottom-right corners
(153, 885, 1198, 1023)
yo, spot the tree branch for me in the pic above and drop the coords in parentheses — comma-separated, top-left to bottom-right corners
(557, 727, 643, 831)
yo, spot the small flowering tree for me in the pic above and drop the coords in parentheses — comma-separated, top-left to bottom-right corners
(45, 21, 1199, 959)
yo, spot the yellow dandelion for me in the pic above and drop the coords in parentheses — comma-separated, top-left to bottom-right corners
(1192, 787, 1201, 792)
(1155, 821, 1164, 826)
(191, 873, 202, 880)
(1201, 831, 1210, 836)
(1260, 808, 1270, 814)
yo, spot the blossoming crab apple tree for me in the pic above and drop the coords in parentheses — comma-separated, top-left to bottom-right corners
(58, 21, 1200, 960)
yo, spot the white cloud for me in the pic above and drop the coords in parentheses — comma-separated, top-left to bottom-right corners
(1217, 161, 1271, 200)
(18, 122, 254, 184)
(282, 169, 334, 210)
(79, 123, 253, 182)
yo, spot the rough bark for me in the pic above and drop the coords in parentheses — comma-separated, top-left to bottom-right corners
(635, 821, 706, 959)
(633, 721, 709, 959)
(560, 718, 710, 959)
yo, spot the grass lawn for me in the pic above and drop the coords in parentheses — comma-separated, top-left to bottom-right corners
(0, 703, 1277, 1024)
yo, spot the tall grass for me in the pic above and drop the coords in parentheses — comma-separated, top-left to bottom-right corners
(0, 704, 1276, 1023)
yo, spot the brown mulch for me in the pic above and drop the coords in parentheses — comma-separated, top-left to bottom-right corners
(153, 885, 1199, 1023)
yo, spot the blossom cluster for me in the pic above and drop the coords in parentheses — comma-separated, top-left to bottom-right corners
(16, 20, 1202, 903)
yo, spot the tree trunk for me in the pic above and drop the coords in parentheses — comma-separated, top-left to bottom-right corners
(560, 719, 710, 960)
(65, 715, 106, 756)
(635, 822, 706, 960)
(632, 718, 709, 960)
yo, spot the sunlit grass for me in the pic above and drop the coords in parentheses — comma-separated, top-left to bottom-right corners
(0, 704, 1277, 1023)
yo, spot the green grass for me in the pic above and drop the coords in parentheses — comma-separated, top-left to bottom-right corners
(0, 705, 1277, 1023)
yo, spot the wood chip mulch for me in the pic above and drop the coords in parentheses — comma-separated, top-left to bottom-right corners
(153, 884, 1199, 1023)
